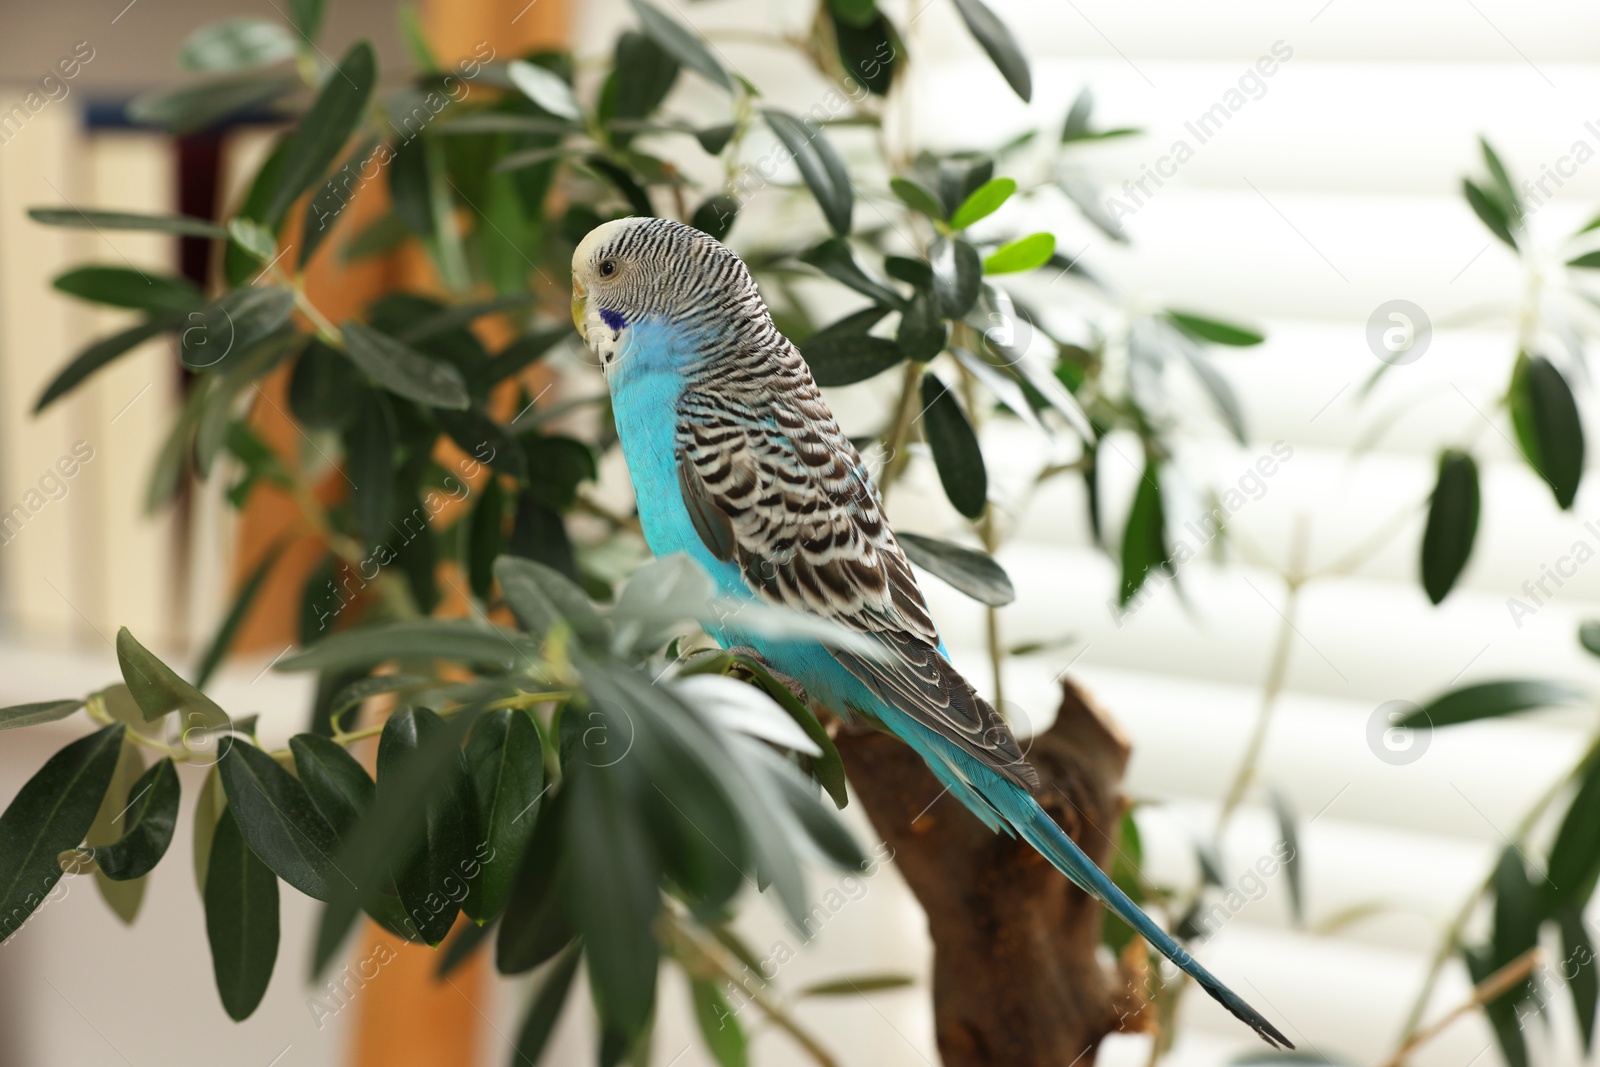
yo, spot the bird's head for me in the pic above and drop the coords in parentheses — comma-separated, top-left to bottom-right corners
(571, 216, 756, 375)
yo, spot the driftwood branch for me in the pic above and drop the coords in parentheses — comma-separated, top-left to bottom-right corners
(835, 677, 1149, 1066)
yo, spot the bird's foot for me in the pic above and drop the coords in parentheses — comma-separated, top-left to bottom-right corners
(726, 645, 809, 704)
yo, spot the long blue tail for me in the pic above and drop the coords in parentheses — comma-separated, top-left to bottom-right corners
(1014, 795, 1294, 1049)
(881, 708, 1294, 1047)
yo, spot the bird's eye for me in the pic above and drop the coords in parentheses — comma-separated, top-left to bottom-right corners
(598, 259, 617, 278)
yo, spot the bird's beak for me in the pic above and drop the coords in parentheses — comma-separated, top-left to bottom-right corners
(571, 277, 587, 341)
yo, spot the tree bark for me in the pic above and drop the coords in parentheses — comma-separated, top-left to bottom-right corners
(835, 677, 1150, 1067)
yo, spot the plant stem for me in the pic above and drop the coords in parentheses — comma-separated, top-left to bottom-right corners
(878, 360, 924, 499)
(664, 911, 840, 1067)
(1382, 947, 1541, 1067)
(1390, 725, 1600, 1049)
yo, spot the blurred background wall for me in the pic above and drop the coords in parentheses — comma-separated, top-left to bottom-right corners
(3, 2, 1600, 1066)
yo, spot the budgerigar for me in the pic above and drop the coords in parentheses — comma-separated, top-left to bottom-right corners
(571, 216, 1292, 1049)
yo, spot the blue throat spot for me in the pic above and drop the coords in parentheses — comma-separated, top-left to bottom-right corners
(599, 308, 627, 331)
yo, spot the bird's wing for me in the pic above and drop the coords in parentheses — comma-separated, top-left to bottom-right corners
(675, 354, 1037, 791)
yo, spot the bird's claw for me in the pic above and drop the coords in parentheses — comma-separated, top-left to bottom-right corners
(727, 645, 809, 704)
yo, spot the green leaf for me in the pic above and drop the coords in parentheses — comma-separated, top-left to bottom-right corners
(1559, 905, 1599, 1052)
(289, 0, 325, 40)
(193, 765, 225, 895)
(436, 914, 496, 979)
(465, 477, 506, 601)
(1583, 621, 1600, 659)
(930, 236, 982, 317)
(799, 238, 904, 309)
(1464, 177, 1517, 250)
(179, 286, 296, 371)
(763, 109, 854, 236)
(291, 340, 363, 428)
(1420, 450, 1480, 605)
(511, 942, 583, 1064)
(84, 758, 179, 881)
(889, 177, 945, 220)
(82, 739, 146, 925)
(897, 532, 1014, 606)
(225, 135, 291, 285)
(398, 292, 539, 347)
(1480, 136, 1522, 222)
(896, 288, 947, 363)
(1061, 86, 1093, 141)
(265, 41, 377, 225)
(343, 389, 396, 545)
(0, 724, 124, 944)
(1509, 353, 1584, 510)
(948, 177, 1016, 230)
(1569, 251, 1600, 270)
(301, 134, 380, 265)
(0, 700, 82, 732)
(494, 555, 612, 651)
(626, 0, 731, 90)
(798, 973, 914, 997)
(28, 207, 229, 238)
(277, 618, 537, 674)
(341, 212, 410, 262)
(982, 232, 1054, 274)
(920, 373, 987, 518)
(834, 13, 898, 96)
(1397, 679, 1587, 729)
(314, 705, 484, 974)
(1546, 752, 1600, 913)
(692, 979, 748, 1067)
(34, 318, 177, 413)
(1268, 788, 1302, 926)
(885, 258, 934, 289)
(950, 0, 1032, 102)
(695, 123, 737, 155)
(744, 739, 863, 869)
(194, 543, 284, 689)
(204, 806, 280, 1021)
(612, 31, 681, 137)
(290, 734, 374, 839)
(508, 59, 582, 121)
(496, 794, 573, 975)
(1491, 846, 1540, 1000)
(1465, 943, 1530, 1067)
(725, 653, 848, 808)
(936, 155, 995, 219)
(1175, 341, 1247, 444)
(1166, 310, 1265, 347)
(378, 707, 472, 945)
(692, 194, 739, 241)
(128, 72, 300, 134)
(179, 17, 297, 71)
(116, 626, 229, 727)
(440, 410, 527, 485)
(463, 709, 544, 923)
(564, 756, 661, 1036)
(53, 267, 204, 314)
(488, 327, 571, 384)
(802, 332, 904, 387)
(830, 0, 878, 27)
(341, 321, 471, 410)
(1119, 464, 1167, 606)
(218, 740, 341, 900)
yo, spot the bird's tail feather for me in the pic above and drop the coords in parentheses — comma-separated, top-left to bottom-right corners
(1014, 797, 1294, 1050)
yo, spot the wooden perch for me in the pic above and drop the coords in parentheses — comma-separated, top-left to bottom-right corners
(835, 677, 1149, 1066)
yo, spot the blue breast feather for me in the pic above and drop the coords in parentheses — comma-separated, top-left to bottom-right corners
(606, 320, 1293, 1046)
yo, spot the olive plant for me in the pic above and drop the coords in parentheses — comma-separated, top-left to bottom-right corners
(1, 0, 1272, 1061)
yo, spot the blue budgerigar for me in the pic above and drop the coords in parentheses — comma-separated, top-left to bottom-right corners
(571, 216, 1292, 1049)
